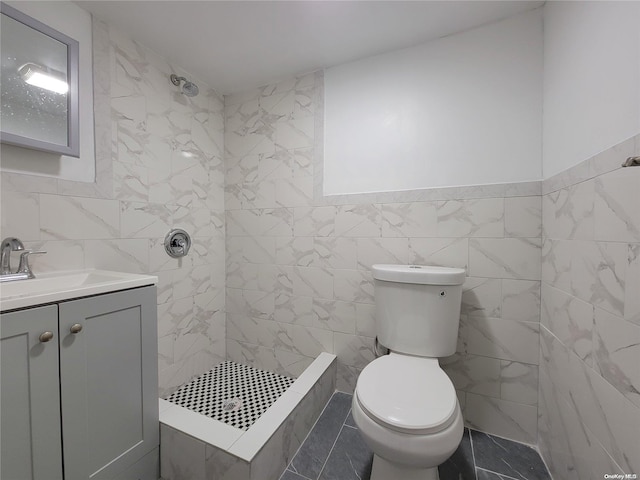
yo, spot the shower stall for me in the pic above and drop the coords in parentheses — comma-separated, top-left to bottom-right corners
(159, 353, 336, 480)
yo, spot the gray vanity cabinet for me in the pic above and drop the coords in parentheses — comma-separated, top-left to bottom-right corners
(59, 286, 159, 480)
(1, 304, 64, 480)
(0, 286, 159, 480)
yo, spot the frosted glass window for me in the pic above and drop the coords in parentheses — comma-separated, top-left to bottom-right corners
(0, 3, 79, 156)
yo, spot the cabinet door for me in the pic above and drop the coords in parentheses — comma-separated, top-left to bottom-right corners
(59, 286, 159, 480)
(1, 305, 63, 480)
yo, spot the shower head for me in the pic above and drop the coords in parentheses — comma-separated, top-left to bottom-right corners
(170, 74, 199, 97)
(181, 80, 199, 97)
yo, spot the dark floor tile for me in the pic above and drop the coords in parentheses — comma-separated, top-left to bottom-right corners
(319, 426, 373, 480)
(280, 469, 311, 480)
(476, 468, 520, 480)
(344, 410, 356, 428)
(471, 430, 551, 480)
(438, 428, 476, 480)
(290, 392, 353, 480)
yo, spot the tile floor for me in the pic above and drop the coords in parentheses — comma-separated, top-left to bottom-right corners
(280, 392, 551, 480)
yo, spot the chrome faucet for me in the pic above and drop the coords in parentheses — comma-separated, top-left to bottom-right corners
(1, 237, 24, 275)
(0, 237, 46, 282)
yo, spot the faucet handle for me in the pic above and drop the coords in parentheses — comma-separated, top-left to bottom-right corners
(17, 250, 47, 279)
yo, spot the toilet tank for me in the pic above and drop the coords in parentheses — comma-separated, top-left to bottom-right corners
(372, 265, 466, 357)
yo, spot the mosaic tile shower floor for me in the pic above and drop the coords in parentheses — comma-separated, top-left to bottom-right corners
(281, 392, 551, 480)
(165, 361, 294, 431)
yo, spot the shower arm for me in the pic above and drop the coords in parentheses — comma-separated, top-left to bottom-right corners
(170, 74, 186, 86)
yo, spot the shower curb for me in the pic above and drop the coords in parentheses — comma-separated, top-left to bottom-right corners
(159, 353, 337, 480)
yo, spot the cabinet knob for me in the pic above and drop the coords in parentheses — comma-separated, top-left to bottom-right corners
(39, 331, 54, 343)
(70, 323, 83, 334)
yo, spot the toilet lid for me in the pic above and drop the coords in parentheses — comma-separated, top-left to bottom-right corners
(355, 355, 458, 435)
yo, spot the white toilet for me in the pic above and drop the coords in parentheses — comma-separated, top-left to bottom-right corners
(352, 264, 466, 480)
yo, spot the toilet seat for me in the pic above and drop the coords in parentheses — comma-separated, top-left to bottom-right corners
(355, 354, 457, 435)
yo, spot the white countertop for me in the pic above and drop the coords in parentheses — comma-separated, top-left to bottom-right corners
(0, 269, 158, 312)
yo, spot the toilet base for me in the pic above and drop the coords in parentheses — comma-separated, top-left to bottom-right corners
(370, 454, 439, 480)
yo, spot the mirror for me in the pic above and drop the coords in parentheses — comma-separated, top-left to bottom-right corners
(0, 2, 79, 157)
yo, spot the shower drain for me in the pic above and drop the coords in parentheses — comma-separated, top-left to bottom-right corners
(222, 398, 243, 412)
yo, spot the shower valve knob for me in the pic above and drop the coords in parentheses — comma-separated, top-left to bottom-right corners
(164, 229, 191, 258)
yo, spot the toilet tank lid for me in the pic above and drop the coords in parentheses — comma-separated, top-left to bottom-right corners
(372, 264, 466, 285)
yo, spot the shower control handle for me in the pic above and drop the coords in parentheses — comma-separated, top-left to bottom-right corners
(164, 229, 191, 258)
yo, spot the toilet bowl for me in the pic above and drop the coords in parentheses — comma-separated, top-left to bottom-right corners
(352, 354, 463, 480)
(353, 264, 466, 480)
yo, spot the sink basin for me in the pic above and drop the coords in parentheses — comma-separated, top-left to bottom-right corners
(0, 270, 157, 311)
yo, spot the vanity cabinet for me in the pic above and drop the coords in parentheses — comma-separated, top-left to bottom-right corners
(1, 286, 159, 480)
(1, 304, 64, 480)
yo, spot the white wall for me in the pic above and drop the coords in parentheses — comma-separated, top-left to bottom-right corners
(1, 1, 95, 183)
(323, 9, 543, 196)
(543, 1, 640, 178)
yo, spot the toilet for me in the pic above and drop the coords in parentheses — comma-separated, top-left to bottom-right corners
(352, 264, 466, 480)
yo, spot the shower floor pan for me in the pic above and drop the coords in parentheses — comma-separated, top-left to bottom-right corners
(159, 352, 336, 480)
(166, 361, 295, 431)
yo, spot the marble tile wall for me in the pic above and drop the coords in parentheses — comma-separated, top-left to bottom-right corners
(224, 73, 543, 444)
(0, 19, 226, 396)
(539, 135, 640, 478)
